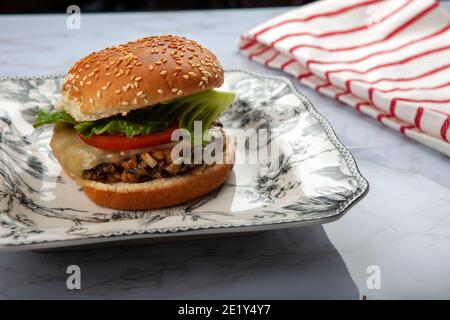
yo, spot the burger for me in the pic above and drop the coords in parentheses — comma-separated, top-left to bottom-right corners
(33, 35, 235, 210)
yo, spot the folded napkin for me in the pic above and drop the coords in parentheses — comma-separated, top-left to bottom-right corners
(239, 0, 450, 156)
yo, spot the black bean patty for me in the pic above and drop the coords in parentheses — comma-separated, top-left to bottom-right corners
(82, 148, 200, 183)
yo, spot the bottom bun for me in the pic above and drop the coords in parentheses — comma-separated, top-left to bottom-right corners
(82, 139, 235, 210)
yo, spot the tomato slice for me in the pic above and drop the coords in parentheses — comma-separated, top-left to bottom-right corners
(78, 123, 178, 151)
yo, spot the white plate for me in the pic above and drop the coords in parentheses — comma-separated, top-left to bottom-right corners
(0, 70, 369, 251)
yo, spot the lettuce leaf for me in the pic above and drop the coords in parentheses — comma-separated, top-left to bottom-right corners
(74, 119, 169, 138)
(34, 109, 76, 127)
(33, 90, 234, 139)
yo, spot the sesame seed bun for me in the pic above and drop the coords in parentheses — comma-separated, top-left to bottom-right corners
(81, 136, 235, 210)
(61, 35, 224, 122)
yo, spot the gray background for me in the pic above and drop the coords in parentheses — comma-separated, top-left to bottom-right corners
(0, 3, 449, 299)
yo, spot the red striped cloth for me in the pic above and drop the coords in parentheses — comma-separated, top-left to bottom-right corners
(239, 0, 450, 156)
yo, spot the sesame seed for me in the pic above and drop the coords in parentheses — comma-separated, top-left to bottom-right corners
(115, 90, 121, 94)
(86, 81, 92, 85)
(122, 101, 129, 106)
(157, 89, 164, 95)
(201, 76, 208, 82)
(89, 98, 94, 104)
(155, 61, 162, 65)
(149, 65, 154, 71)
(182, 74, 189, 80)
(171, 88, 177, 93)
(175, 67, 182, 71)
(96, 91, 101, 98)
(188, 72, 196, 77)
(144, 99, 150, 104)
(177, 90, 183, 96)
(137, 91, 144, 96)
(133, 98, 138, 105)
(79, 81, 84, 87)
(199, 81, 203, 87)
(160, 70, 167, 77)
(135, 77, 143, 81)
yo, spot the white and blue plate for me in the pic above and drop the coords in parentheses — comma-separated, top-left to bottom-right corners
(0, 70, 369, 251)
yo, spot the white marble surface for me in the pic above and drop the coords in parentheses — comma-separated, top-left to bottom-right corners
(0, 5, 449, 299)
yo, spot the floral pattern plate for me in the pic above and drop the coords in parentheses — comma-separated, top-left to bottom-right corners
(0, 70, 369, 251)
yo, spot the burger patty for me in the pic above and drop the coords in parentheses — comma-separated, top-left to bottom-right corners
(82, 148, 202, 183)
(82, 123, 224, 184)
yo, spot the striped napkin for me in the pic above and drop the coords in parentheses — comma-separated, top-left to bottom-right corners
(239, 0, 450, 156)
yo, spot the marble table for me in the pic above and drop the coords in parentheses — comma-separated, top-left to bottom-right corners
(0, 4, 449, 300)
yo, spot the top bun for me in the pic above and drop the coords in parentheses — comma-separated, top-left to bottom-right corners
(60, 35, 224, 122)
